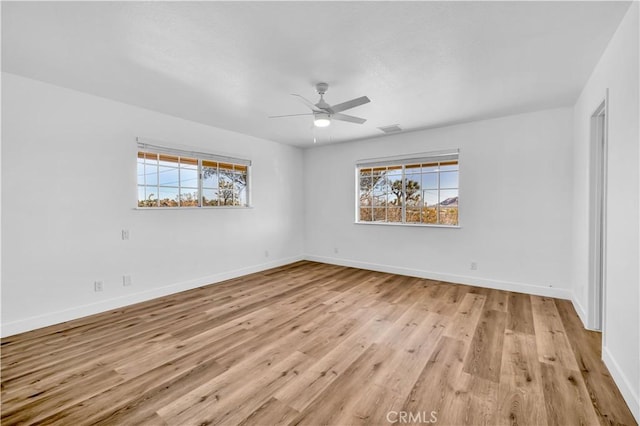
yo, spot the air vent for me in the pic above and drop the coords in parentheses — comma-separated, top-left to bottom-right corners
(377, 124, 402, 134)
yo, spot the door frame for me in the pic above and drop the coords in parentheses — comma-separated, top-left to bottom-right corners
(587, 90, 608, 333)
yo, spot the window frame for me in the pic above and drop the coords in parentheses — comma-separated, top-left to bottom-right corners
(355, 150, 459, 227)
(136, 139, 251, 209)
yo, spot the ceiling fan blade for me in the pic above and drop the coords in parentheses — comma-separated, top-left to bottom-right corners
(268, 113, 314, 118)
(291, 94, 326, 112)
(332, 112, 367, 124)
(330, 96, 370, 113)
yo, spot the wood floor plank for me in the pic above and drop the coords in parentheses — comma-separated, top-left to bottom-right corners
(401, 336, 469, 425)
(530, 295, 580, 371)
(238, 397, 299, 426)
(38, 346, 227, 425)
(273, 314, 392, 412)
(506, 292, 535, 334)
(555, 299, 637, 425)
(539, 362, 601, 426)
(497, 330, 547, 426)
(348, 311, 448, 425)
(288, 343, 396, 425)
(463, 308, 507, 383)
(442, 292, 486, 341)
(1, 261, 635, 426)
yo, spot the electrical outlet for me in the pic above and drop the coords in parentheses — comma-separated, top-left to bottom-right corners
(121, 229, 130, 240)
(470, 261, 478, 271)
(123, 275, 132, 286)
(334, 247, 339, 254)
(94, 281, 103, 292)
(264, 250, 269, 258)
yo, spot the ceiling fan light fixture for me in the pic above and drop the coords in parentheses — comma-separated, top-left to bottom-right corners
(314, 113, 331, 127)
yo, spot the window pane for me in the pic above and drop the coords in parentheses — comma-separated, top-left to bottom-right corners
(218, 183, 234, 205)
(158, 167, 179, 186)
(387, 207, 402, 223)
(387, 173, 403, 206)
(218, 162, 234, 173)
(137, 161, 145, 184)
(405, 172, 421, 186)
(236, 188, 247, 206)
(360, 189, 372, 206)
(203, 167, 218, 188)
(359, 207, 373, 222)
(141, 151, 158, 162)
(440, 171, 458, 189)
(235, 179, 247, 206)
(180, 190, 199, 206)
(230, 171, 246, 187)
(180, 167, 198, 187)
(421, 207, 438, 224)
(440, 207, 459, 226)
(139, 186, 158, 207)
(372, 175, 388, 206)
(440, 160, 458, 171)
(421, 162, 439, 173)
(180, 156, 198, 167)
(202, 188, 218, 206)
(373, 194, 386, 206)
(423, 190, 439, 207)
(439, 190, 458, 225)
(406, 190, 422, 207)
(158, 187, 179, 207)
(405, 175, 421, 206)
(359, 168, 373, 206)
(359, 167, 372, 177)
(144, 163, 158, 186)
(406, 207, 421, 223)
(158, 154, 180, 167)
(387, 192, 401, 207)
(373, 207, 386, 221)
(219, 171, 233, 185)
(359, 174, 372, 189)
(439, 189, 458, 206)
(138, 186, 158, 207)
(405, 163, 421, 171)
(422, 173, 437, 190)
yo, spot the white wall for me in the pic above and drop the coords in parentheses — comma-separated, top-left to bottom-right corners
(572, 2, 639, 420)
(303, 108, 574, 299)
(1, 72, 305, 336)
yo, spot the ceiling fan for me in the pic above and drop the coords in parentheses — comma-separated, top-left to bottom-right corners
(269, 82, 370, 127)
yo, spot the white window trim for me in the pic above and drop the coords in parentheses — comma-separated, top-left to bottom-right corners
(136, 137, 252, 209)
(355, 149, 459, 227)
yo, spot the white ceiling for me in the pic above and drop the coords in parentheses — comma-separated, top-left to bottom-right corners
(2, 1, 631, 147)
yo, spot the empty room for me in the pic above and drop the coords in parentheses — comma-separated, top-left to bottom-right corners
(1, 1, 638, 425)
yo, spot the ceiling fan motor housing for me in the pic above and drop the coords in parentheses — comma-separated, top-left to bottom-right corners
(316, 82, 329, 95)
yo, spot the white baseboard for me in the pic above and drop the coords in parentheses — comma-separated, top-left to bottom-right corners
(0, 255, 304, 338)
(303, 254, 572, 300)
(602, 346, 640, 422)
(0, 254, 575, 336)
(571, 294, 590, 329)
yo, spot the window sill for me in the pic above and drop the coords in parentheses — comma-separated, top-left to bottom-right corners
(134, 205, 253, 210)
(354, 221, 461, 229)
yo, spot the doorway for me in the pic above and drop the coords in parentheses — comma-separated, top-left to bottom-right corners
(589, 96, 607, 332)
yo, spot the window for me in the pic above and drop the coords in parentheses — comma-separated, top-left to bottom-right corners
(137, 140, 250, 208)
(357, 150, 459, 226)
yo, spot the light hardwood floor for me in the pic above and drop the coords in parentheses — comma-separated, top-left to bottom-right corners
(1, 261, 636, 425)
